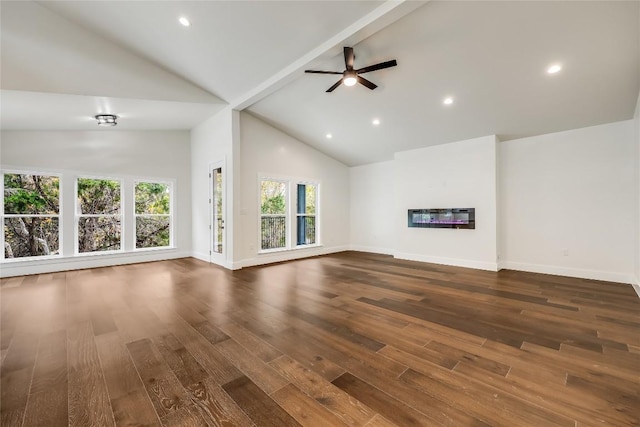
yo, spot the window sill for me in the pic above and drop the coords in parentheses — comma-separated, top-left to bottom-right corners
(1, 247, 177, 264)
(258, 244, 322, 255)
(1, 254, 62, 263)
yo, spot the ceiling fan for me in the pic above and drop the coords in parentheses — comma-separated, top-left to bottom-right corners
(305, 47, 397, 92)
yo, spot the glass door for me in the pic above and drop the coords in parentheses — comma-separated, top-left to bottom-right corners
(211, 162, 225, 263)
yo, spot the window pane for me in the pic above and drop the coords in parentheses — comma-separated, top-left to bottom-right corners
(78, 216, 121, 253)
(297, 216, 316, 246)
(77, 178, 121, 214)
(4, 217, 59, 258)
(3, 174, 59, 214)
(261, 181, 286, 214)
(261, 216, 286, 250)
(305, 185, 316, 214)
(136, 216, 170, 248)
(135, 182, 170, 215)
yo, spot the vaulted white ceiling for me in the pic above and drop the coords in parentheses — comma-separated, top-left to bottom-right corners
(1, 1, 638, 165)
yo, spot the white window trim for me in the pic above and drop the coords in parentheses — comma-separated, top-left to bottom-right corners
(1, 169, 63, 262)
(258, 174, 321, 255)
(133, 180, 174, 251)
(294, 181, 319, 249)
(1, 165, 180, 265)
(258, 176, 289, 253)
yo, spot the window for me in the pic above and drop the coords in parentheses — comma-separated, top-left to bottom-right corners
(260, 179, 287, 250)
(259, 177, 319, 253)
(2, 173, 60, 259)
(296, 183, 317, 246)
(76, 178, 122, 253)
(135, 181, 172, 249)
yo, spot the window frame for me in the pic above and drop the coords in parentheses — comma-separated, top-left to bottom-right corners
(258, 175, 320, 254)
(1, 170, 63, 261)
(133, 180, 174, 251)
(75, 175, 124, 256)
(258, 177, 289, 253)
(295, 181, 318, 248)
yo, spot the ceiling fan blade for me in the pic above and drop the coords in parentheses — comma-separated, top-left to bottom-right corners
(344, 47, 354, 70)
(355, 59, 397, 74)
(326, 79, 343, 92)
(305, 70, 342, 74)
(357, 75, 377, 90)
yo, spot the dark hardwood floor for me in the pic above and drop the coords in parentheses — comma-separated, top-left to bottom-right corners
(1, 251, 639, 426)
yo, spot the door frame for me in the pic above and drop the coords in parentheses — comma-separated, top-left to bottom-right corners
(209, 159, 226, 265)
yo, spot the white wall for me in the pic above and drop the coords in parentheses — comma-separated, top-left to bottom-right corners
(190, 108, 239, 268)
(0, 130, 191, 276)
(350, 161, 395, 254)
(500, 121, 635, 284)
(393, 135, 499, 270)
(238, 112, 350, 267)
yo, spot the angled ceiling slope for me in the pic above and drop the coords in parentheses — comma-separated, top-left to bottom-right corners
(1, 0, 225, 130)
(248, 1, 640, 166)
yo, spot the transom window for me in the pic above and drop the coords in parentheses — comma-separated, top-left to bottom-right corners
(2, 173, 60, 259)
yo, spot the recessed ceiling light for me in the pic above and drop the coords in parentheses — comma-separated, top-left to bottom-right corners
(547, 64, 562, 74)
(443, 97, 454, 105)
(372, 119, 380, 126)
(178, 16, 191, 27)
(326, 133, 332, 139)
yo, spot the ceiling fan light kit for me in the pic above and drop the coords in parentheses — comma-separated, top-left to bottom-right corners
(305, 46, 397, 92)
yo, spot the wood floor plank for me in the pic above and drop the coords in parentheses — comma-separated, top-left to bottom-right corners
(214, 338, 288, 395)
(264, 330, 346, 382)
(269, 355, 377, 426)
(456, 360, 637, 426)
(364, 414, 399, 426)
(67, 322, 115, 427)
(0, 367, 34, 426)
(126, 338, 190, 419)
(184, 377, 255, 427)
(95, 332, 150, 401)
(222, 376, 300, 427)
(159, 404, 207, 427)
(2, 252, 638, 426)
(218, 320, 282, 362)
(0, 331, 40, 426)
(271, 383, 349, 426)
(400, 367, 576, 427)
(331, 372, 434, 426)
(23, 330, 68, 427)
(152, 333, 209, 389)
(153, 310, 244, 387)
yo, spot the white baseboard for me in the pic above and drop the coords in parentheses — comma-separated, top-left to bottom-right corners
(349, 245, 394, 256)
(393, 252, 499, 272)
(632, 276, 640, 298)
(237, 245, 349, 269)
(500, 261, 635, 285)
(0, 249, 191, 278)
(191, 251, 210, 263)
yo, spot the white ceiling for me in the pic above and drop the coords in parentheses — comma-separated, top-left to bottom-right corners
(1, 1, 638, 165)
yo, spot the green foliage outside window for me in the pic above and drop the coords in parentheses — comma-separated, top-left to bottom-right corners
(77, 178, 121, 253)
(3, 174, 60, 258)
(135, 182, 171, 248)
(260, 180, 286, 250)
